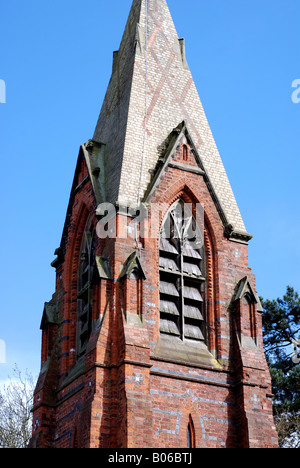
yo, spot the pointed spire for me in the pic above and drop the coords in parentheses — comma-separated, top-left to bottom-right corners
(93, 0, 247, 233)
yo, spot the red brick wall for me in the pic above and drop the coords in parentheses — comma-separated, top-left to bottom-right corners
(30, 148, 278, 448)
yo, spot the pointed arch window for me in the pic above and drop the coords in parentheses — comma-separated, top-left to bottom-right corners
(182, 144, 188, 161)
(244, 292, 256, 340)
(77, 219, 95, 357)
(187, 416, 196, 448)
(159, 200, 206, 343)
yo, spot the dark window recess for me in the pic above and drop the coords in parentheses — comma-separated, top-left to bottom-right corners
(182, 144, 188, 161)
(159, 200, 206, 343)
(77, 223, 95, 357)
(187, 417, 196, 448)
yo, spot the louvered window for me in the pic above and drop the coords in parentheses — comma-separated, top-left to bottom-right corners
(159, 200, 206, 343)
(77, 221, 95, 357)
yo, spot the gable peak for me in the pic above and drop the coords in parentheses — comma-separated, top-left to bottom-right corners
(93, 0, 248, 236)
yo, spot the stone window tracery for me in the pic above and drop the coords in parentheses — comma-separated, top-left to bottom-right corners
(77, 219, 95, 357)
(159, 200, 206, 343)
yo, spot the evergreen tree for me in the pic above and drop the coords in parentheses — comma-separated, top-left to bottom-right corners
(262, 286, 300, 447)
(262, 286, 300, 411)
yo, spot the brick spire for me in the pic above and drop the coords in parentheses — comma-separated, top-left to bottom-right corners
(30, 1, 278, 450)
(93, 0, 247, 234)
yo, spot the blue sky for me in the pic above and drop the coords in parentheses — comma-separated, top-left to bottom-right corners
(0, 0, 299, 383)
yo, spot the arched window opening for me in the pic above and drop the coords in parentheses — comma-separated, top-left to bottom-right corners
(244, 292, 256, 340)
(77, 219, 95, 357)
(73, 427, 79, 448)
(182, 144, 188, 161)
(159, 200, 206, 343)
(129, 268, 142, 317)
(187, 416, 196, 448)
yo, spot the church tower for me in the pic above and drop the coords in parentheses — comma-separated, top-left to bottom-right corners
(30, 0, 278, 448)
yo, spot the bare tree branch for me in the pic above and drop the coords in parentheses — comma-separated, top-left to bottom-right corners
(0, 365, 36, 448)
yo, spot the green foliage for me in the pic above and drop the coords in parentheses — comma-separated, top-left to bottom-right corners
(262, 286, 300, 412)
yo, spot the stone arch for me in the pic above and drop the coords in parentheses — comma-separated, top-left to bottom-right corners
(179, 395, 203, 448)
(154, 182, 219, 355)
(63, 202, 97, 367)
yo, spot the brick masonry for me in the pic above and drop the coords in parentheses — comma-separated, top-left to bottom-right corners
(29, 0, 278, 449)
(94, 0, 247, 233)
